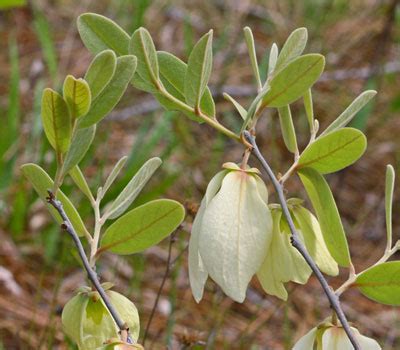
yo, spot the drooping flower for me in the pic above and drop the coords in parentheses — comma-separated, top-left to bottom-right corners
(62, 285, 140, 350)
(189, 162, 273, 303)
(293, 321, 381, 350)
(257, 200, 338, 300)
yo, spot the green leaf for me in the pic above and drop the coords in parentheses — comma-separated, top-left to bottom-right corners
(274, 27, 308, 72)
(129, 27, 160, 90)
(184, 30, 213, 110)
(355, 262, 400, 305)
(69, 166, 94, 202)
(21, 163, 89, 237)
(84, 50, 117, 99)
(320, 90, 377, 137)
(297, 128, 367, 174)
(262, 54, 325, 108)
(105, 157, 162, 220)
(243, 27, 261, 90)
(385, 164, 395, 247)
(79, 55, 137, 128)
(77, 13, 130, 56)
(63, 75, 91, 120)
(278, 105, 298, 154)
(223, 93, 247, 120)
(303, 89, 314, 132)
(0, 0, 26, 9)
(155, 51, 215, 121)
(267, 43, 278, 76)
(297, 167, 350, 267)
(61, 125, 96, 176)
(100, 199, 185, 255)
(241, 85, 270, 131)
(41, 88, 72, 154)
(102, 156, 128, 197)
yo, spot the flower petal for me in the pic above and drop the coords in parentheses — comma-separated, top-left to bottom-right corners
(205, 170, 228, 205)
(322, 327, 354, 350)
(199, 171, 273, 302)
(292, 327, 317, 350)
(189, 198, 208, 302)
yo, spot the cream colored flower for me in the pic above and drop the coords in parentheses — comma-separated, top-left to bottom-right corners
(293, 322, 381, 350)
(257, 202, 338, 300)
(189, 163, 273, 303)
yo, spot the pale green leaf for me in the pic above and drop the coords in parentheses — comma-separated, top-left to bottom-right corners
(297, 128, 367, 174)
(297, 167, 350, 267)
(77, 13, 130, 56)
(61, 125, 96, 176)
(105, 157, 162, 220)
(100, 199, 185, 255)
(262, 54, 325, 108)
(21, 163, 89, 237)
(102, 156, 128, 197)
(267, 43, 278, 76)
(275, 27, 308, 72)
(79, 55, 137, 128)
(184, 30, 213, 109)
(155, 51, 215, 121)
(84, 50, 117, 99)
(243, 27, 261, 90)
(129, 27, 160, 89)
(278, 105, 298, 154)
(41, 88, 71, 154)
(385, 164, 395, 247)
(303, 89, 314, 132)
(69, 166, 94, 202)
(223, 93, 247, 120)
(198, 171, 273, 302)
(356, 261, 400, 306)
(320, 90, 377, 137)
(241, 84, 270, 131)
(63, 75, 91, 119)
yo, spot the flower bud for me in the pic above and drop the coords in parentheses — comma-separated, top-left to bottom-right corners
(293, 321, 381, 349)
(62, 287, 140, 350)
(189, 162, 273, 302)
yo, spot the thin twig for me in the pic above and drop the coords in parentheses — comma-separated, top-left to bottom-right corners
(143, 232, 176, 346)
(46, 190, 133, 344)
(243, 131, 361, 350)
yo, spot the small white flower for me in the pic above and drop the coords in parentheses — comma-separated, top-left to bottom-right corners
(293, 322, 381, 350)
(189, 163, 273, 303)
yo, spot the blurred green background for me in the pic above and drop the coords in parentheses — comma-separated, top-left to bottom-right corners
(0, 0, 399, 349)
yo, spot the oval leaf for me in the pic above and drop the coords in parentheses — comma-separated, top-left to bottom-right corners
(61, 125, 96, 176)
(262, 54, 325, 108)
(77, 13, 130, 56)
(320, 90, 377, 137)
(84, 50, 117, 99)
(21, 163, 89, 237)
(69, 166, 94, 202)
(156, 51, 215, 121)
(100, 199, 185, 255)
(63, 75, 91, 119)
(278, 105, 298, 154)
(297, 167, 351, 267)
(243, 27, 261, 89)
(385, 164, 395, 247)
(184, 30, 213, 110)
(105, 157, 162, 220)
(355, 261, 400, 306)
(79, 55, 137, 128)
(274, 27, 308, 72)
(41, 88, 71, 154)
(267, 43, 278, 76)
(129, 27, 160, 90)
(102, 156, 128, 197)
(297, 128, 367, 174)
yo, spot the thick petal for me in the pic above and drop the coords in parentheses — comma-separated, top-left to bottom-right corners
(356, 330, 381, 350)
(254, 174, 269, 205)
(322, 327, 355, 350)
(292, 206, 339, 276)
(292, 327, 317, 350)
(257, 210, 288, 300)
(205, 170, 228, 205)
(199, 171, 273, 302)
(188, 198, 208, 302)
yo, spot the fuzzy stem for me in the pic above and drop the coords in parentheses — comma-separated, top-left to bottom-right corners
(46, 190, 133, 344)
(243, 131, 361, 350)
